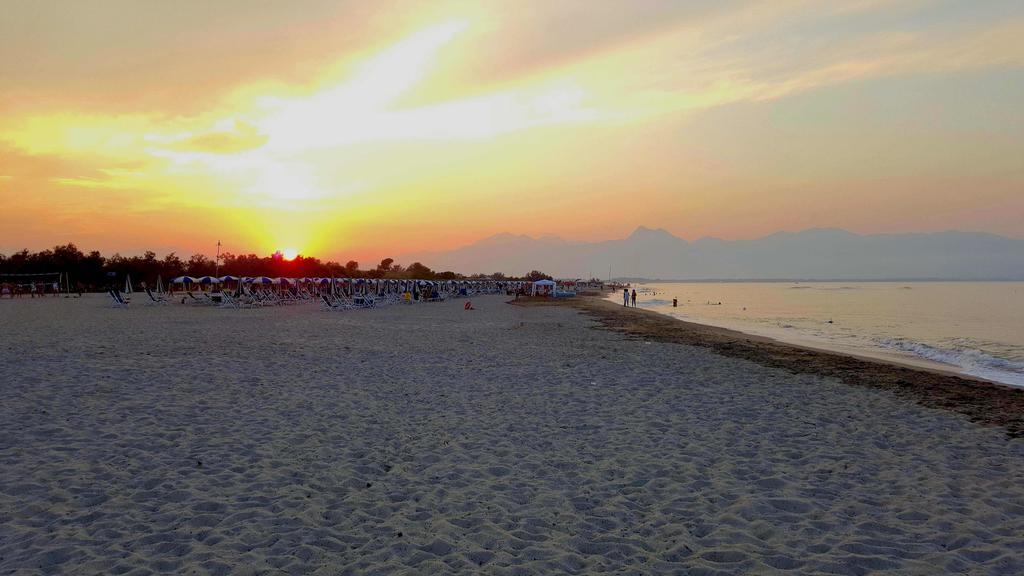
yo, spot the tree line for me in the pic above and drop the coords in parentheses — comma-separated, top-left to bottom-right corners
(0, 244, 554, 291)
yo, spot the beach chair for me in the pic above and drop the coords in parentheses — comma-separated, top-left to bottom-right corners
(108, 289, 129, 307)
(144, 287, 167, 306)
(333, 293, 360, 309)
(321, 294, 343, 310)
(357, 294, 375, 308)
(239, 286, 262, 307)
(232, 288, 256, 308)
(219, 291, 241, 308)
(259, 289, 281, 306)
(185, 291, 211, 305)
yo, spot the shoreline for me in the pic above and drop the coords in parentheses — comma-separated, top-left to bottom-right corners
(517, 294, 1024, 438)
(610, 294, 1006, 384)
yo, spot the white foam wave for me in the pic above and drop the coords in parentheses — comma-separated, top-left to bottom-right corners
(880, 337, 1024, 387)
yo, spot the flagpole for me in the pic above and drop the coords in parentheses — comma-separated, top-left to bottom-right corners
(215, 241, 222, 278)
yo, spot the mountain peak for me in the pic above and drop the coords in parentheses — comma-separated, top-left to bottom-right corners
(472, 232, 567, 247)
(627, 226, 677, 241)
(402, 226, 1024, 280)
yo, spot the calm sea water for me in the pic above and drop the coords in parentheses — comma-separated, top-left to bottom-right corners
(608, 282, 1024, 387)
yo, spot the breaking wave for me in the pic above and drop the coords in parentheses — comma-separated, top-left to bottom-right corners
(879, 337, 1024, 387)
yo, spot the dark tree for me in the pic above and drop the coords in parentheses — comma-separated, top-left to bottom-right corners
(405, 262, 433, 278)
(524, 270, 553, 281)
(0, 245, 499, 291)
(186, 254, 216, 276)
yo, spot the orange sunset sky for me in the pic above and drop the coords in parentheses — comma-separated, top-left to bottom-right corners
(1, 0, 1022, 262)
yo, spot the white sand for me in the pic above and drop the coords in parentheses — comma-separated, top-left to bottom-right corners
(1, 295, 1022, 575)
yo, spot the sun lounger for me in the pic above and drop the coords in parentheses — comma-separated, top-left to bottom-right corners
(144, 287, 167, 305)
(108, 289, 129, 307)
(321, 294, 343, 310)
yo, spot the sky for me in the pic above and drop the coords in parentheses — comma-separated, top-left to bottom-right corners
(1, 0, 1022, 263)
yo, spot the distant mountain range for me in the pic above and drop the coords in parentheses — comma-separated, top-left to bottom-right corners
(401, 227, 1024, 280)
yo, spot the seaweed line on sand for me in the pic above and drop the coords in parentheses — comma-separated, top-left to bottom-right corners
(513, 294, 1024, 439)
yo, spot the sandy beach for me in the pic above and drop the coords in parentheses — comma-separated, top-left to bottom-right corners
(2, 294, 1023, 574)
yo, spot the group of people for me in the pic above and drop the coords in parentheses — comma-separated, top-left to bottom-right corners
(620, 287, 677, 308)
(623, 288, 637, 307)
(0, 282, 60, 298)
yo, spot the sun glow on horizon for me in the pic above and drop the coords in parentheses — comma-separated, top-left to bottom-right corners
(280, 248, 299, 261)
(2, 1, 1023, 261)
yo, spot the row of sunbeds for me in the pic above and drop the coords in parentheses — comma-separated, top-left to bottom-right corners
(110, 284, 502, 309)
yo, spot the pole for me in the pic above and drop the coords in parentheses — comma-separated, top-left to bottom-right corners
(215, 241, 222, 278)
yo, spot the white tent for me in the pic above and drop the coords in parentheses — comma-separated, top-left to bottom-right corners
(531, 279, 556, 296)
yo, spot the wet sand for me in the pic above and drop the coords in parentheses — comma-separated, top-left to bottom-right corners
(1, 294, 1023, 574)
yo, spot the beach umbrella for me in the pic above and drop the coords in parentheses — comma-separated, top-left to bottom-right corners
(251, 276, 274, 285)
(171, 276, 195, 284)
(219, 275, 239, 282)
(279, 277, 292, 285)
(197, 276, 220, 285)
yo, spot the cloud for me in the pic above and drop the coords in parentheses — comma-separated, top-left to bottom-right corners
(2, 1, 1022, 255)
(542, 5, 1024, 122)
(169, 120, 268, 154)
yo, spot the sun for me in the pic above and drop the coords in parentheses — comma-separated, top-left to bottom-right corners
(281, 248, 299, 261)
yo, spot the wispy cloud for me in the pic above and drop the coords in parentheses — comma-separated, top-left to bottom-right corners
(1, 1, 1021, 255)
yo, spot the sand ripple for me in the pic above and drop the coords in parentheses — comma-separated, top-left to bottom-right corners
(1, 295, 1023, 574)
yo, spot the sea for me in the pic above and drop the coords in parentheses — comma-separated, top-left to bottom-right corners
(608, 282, 1024, 387)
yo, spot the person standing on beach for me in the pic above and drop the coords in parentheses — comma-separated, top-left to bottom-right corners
(623, 288, 629, 306)
(631, 289, 637, 307)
